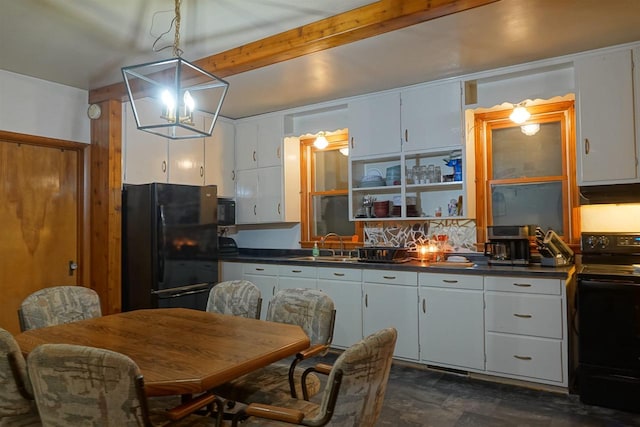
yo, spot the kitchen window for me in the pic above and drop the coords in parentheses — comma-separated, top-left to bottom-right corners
(473, 100, 580, 245)
(300, 131, 363, 246)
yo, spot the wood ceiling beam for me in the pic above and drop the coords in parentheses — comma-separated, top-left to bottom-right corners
(89, 0, 499, 103)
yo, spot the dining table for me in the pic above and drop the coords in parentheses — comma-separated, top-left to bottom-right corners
(15, 308, 310, 397)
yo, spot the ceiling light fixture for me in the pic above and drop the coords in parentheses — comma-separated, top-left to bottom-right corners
(122, 0, 229, 140)
(509, 102, 531, 124)
(520, 123, 540, 136)
(314, 132, 329, 149)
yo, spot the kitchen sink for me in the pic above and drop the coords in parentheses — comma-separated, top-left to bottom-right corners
(289, 255, 359, 263)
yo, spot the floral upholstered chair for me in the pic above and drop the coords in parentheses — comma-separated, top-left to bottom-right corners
(0, 328, 41, 427)
(18, 286, 102, 332)
(231, 327, 398, 427)
(206, 280, 262, 319)
(27, 343, 222, 427)
(214, 288, 336, 403)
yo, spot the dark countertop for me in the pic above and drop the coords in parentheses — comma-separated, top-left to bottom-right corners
(220, 249, 575, 279)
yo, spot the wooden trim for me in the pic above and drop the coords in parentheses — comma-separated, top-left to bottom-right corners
(88, 0, 498, 103)
(0, 130, 89, 288)
(89, 100, 123, 315)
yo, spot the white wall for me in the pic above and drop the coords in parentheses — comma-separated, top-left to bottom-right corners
(0, 70, 90, 143)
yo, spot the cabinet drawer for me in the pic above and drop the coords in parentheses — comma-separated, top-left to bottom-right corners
(485, 293, 563, 339)
(419, 273, 483, 290)
(485, 276, 561, 295)
(363, 269, 417, 286)
(243, 263, 278, 276)
(317, 267, 362, 282)
(486, 332, 563, 383)
(278, 265, 317, 279)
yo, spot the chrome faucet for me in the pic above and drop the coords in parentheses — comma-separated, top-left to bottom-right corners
(320, 232, 345, 256)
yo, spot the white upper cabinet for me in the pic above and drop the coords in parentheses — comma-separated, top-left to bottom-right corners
(235, 120, 259, 171)
(348, 92, 401, 158)
(122, 102, 168, 184)
(235, 115, 285, 170)
(168, 137, 204, 185)
(401, 81, 463, 152)
(256, 116, 285, 167)
(575, 48, 639, 185)
(204, 118, 235, 197)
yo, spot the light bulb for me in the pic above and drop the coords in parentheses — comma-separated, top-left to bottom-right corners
(314, 133, 329, 149)
(521, 123, 540, 136)
(183, 90, 195, 112)
(509, 105, 531, 124)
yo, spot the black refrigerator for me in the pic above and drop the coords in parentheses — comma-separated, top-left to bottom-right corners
(122, 183, 218, 311)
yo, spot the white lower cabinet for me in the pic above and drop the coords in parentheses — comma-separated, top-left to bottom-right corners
(484, 275, 568, 386)
(418, 273, 484, 371)
(362, 270, 419, 360)
(220, 261, 243, 282)
(243, 263, 278, 320)
(317, 267, 363, 349)
(278, 265, 317, 291)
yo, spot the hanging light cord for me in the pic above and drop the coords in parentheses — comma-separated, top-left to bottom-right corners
(151, 0, 183, 57)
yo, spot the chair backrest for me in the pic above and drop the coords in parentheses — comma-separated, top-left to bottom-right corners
(28, 343, 151, 427)
(18, 285, 102, 331)
(317, 327, 397, 426)
(0, 328, 36, 418)
(267, 288, 335, 346)
(206, 280, 262, 319)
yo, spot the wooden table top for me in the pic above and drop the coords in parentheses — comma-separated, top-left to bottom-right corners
(16, 308, 310, 396)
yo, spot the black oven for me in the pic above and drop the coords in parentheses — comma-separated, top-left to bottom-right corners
(577, 232, 640, 413)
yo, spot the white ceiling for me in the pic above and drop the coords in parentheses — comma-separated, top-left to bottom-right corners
(2, 0, 640, 119)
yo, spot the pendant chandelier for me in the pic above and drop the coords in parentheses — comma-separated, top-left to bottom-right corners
(122, 0, 229, 140)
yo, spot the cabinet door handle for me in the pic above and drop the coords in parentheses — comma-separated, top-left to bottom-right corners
(404, 129, 409, 142)
(277, 146, 281, 159)
(513, 283, 532, 287)
(254, 205, 257, 215)
(365, 294, 368, 307)
(162, 160, 167, 172)
(585, 138, 590, 155)
(422, 298, 426, 313)
(272, 286, 275, 295)
(443, 279, 458, 284)
(200, 166, 204, 177)
(513, 313, 532, 318)
(278, 203, 281, 215)
(333, 273, 345, 277)
(291, 270, 302, 273)
(383, 275, 396, 280)
(232, 170, 235, 181)
(253, 150, 256, 162)
(514, 355, 532, 361)
(255, 268, 264, 271)
(350, 136, 354, 149)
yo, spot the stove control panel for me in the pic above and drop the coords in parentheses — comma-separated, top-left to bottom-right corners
(581, 232, 640, 254)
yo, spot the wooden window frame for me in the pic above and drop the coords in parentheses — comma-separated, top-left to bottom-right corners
(473, 100, 580, 246)
(299, 132, 363, 248)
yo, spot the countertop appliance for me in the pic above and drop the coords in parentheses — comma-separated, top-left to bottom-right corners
(577, 232, 640, 413)
(537, 228, 574, 267)
(122, 183, 218, 311)
(484, 225, 531, 265)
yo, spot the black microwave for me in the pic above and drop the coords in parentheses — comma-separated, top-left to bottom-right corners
(217, 198, 236, 226)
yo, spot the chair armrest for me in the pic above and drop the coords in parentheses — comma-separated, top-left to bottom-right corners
(313, 363, 333, 375)
(165, 392, 217, 421)
(296, 343, 328, 360)
(245, 402, 305, 424)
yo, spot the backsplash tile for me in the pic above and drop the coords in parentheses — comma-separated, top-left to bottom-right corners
(363, 219, 477, 251)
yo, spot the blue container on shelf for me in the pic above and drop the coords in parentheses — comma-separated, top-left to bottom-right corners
(444, 158, 462, 181)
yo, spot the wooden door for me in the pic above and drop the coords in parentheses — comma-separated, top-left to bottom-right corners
(0, 135, 84, 334)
